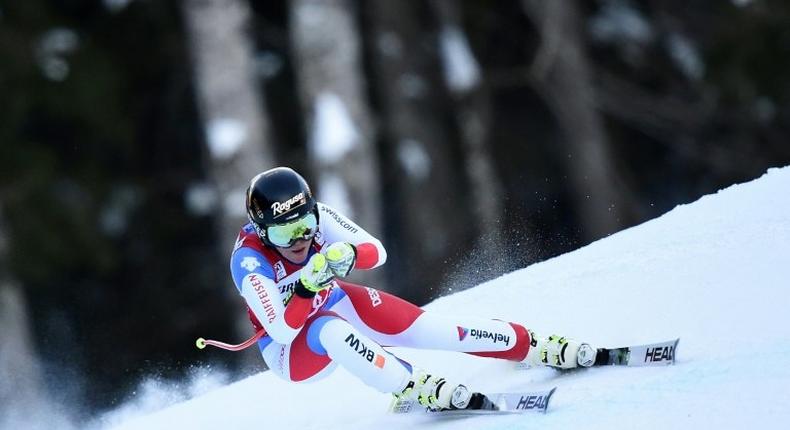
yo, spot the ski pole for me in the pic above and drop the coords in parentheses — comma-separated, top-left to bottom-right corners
(195, 329, 266, 352)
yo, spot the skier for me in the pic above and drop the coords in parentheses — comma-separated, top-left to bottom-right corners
(229, 167, 597, 411)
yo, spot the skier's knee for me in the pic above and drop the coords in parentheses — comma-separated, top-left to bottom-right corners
(304, 310, 347, 355)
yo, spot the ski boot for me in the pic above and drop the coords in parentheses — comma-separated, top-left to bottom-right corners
(525, 331, 597, 369)
(394, 369, 489, 411)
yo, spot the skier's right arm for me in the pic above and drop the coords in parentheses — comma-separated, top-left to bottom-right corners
(230, 246, 311, 345)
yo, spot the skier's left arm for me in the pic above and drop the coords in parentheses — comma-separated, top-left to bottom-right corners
(231, 245, 317, 344)
(317, 203, 387, 276)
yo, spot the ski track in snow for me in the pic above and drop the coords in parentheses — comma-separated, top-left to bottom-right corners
(99, 167, 790, 430)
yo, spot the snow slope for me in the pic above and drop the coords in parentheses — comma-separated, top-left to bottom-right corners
(103, 167, 790, 430)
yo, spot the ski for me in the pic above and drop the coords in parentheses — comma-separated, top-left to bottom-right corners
(595, 338, 679, 367)
(390, 387, 556, 416)
(516, 338, 680, 370)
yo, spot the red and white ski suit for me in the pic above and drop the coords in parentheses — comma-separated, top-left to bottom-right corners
(230, 202, 531, 394)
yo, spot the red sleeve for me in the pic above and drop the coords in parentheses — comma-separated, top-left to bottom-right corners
(354, 242, 380, 270)
(283, 295, 314, 329)
(247, 307, 264, 332)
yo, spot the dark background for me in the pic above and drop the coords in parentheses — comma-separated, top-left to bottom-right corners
(1, 0, 788, 424)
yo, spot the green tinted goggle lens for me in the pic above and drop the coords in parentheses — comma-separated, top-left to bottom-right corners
(266, 213, 318, 247)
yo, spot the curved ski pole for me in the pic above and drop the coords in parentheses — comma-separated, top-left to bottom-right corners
(195, 330, 266, 351)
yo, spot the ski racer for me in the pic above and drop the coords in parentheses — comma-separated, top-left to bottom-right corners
(229, 167, 597, 411)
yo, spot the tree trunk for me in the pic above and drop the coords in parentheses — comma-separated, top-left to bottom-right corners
(522, 0, 634, 240)
(182, 0, 276, 365)
(0, 204, 63, 427)
(289, 0, 384, 287)
(364, 0, 472, 300)
(431, 0, 505, 263)
(0, 284, 48, 427)
(183, 0, 276, 245)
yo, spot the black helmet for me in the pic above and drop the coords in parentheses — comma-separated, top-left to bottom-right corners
(246, 167, 317, 246)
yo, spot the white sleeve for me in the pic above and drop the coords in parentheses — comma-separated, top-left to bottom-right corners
(239, 272, 300, 344)
(317, 202, 387, 269)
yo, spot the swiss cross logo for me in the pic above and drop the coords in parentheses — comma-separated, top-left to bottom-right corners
(457, 326, 469, 341)
(240, 256, 261, 272)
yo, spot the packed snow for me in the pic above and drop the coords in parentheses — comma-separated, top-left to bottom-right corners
(438, 25, 481, 93)
(102, 167, 790, 429)
(206, 118, 247, 160)
(309, 92, 359, 165)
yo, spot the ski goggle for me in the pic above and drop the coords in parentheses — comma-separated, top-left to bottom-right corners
(265, 212, 318, 248)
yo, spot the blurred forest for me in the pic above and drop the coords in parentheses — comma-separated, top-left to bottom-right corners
(1, 0, 789, 424)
